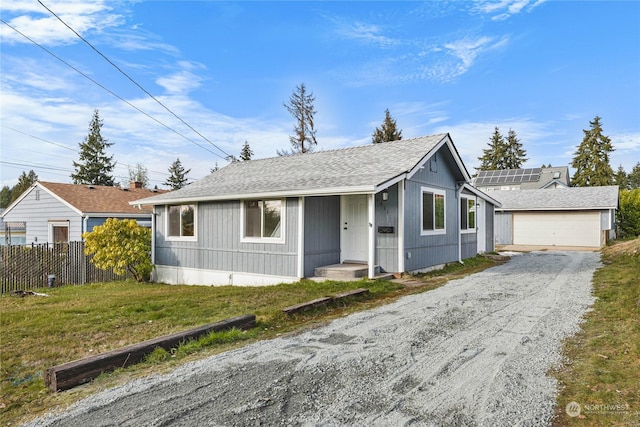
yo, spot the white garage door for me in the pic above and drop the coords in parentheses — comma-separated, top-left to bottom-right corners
(513, 211, 601, 247)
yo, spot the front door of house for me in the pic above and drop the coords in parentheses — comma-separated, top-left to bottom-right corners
(341, 195, 369, 262)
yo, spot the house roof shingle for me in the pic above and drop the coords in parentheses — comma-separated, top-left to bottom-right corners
(133, 134, 463, 205)
(38, 182, 167, 215)
(491, 186, 619, 211)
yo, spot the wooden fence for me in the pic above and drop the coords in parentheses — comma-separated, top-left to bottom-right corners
(0, 242, 126, 294)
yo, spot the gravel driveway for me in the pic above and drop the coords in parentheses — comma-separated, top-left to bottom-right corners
(27, 251, 600, 427)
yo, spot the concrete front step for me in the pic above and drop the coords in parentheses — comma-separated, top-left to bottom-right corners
(314, 263, 380, 280)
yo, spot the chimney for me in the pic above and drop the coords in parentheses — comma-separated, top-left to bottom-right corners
(130, 181, 143, 189)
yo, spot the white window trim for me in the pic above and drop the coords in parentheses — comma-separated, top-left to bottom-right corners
(420, 186, 446, 236)
(48, 221, 69, 243)
(240, 199, 286, 244)
(165, 204, 198, 242)
(460, 196, 477, 234)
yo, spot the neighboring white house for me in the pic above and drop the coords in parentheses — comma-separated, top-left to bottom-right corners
(0, 181, 166, 244)
(490, 186, 619, 248)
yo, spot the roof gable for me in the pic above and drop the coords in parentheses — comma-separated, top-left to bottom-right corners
(133, 133, 469, 205)
(1, 182, 167, 217)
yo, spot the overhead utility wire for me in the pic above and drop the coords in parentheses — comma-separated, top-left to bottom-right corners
(38, 0, 233, 160)
(3, 126, 76, 152)
(2, 126, 195, 180)
(0, 19, 225, 160)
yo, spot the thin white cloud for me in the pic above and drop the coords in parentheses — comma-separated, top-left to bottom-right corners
(443, 35, 508, 77)
(335, 21, 397, 47)
(156, 63, 206, 95)
(0, 1, 123, 46)
(471, 0, 546, 21)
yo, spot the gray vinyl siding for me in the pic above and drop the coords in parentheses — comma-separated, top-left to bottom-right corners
(494, 212, 513, 245)
(485, 204, 495, 252)
(3, 186, 82, 243)
(303, 196, 340, 277)
(403, 147, 463, 271)
(155, 198, 299, 278)
(375, 183, 399, 272)
(461, 233, 477, 259)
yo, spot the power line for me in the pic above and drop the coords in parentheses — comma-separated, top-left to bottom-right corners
(3, 126, 200, 180)
(0, 18, 227, 160)
(37, 0, 233, 160)
(4, 126, 76, 151)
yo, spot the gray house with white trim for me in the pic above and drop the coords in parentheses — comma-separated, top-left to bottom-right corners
(491, 186, 618, 247)
(132, 134, 500, 286)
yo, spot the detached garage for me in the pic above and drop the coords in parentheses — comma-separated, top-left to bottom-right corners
(491, 186, 619, 248)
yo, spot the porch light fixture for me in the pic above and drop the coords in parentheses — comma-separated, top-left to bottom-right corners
(382, 190, 389, 201)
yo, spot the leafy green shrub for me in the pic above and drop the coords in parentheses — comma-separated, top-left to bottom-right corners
(617, 189, 640, 238)
(83, 218, 153, 282)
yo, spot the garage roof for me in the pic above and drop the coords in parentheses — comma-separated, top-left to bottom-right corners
(491, 186, 619, 211)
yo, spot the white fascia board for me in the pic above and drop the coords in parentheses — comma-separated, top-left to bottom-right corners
(374, 173, 407, 194)
(1, 182, 38, 217)
(38, 182, 84, 216)
(82, 212, 152, 218)
(130, 185, 376, 205)
(462, 183, 502, 208)
(406, 134, 472, 183)
(495, 206, 615, 212)
(1, 182, 84, 217)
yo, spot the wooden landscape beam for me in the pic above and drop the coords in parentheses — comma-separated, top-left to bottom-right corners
(283, 288, 370, 315)
(45, 314, 256, 392)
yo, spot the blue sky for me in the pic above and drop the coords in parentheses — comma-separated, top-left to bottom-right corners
(1, 0, 639, 189)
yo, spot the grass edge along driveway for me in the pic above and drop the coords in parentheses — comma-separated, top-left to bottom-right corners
(1, 255, 494, 426)
(552, 238, 640, 427)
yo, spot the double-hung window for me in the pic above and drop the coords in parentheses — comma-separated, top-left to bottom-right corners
(167, 204, 196, 240)
(421, 187, 446, 235)
(460, 197, 476, 232)
(243, 199, 284, 242)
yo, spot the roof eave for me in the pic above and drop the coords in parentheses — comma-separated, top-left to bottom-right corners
(496, 206, 617, 212)
(130, 185, 378, 205)
(462, 183, 502, 207)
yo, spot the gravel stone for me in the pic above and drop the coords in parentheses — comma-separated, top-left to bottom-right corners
(24, 251, 599, 427)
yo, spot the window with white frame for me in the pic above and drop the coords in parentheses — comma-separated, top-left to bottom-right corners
(421, 187, 446, 234)
(243, 199, 283, 241)
(460, 197, 476, 232)
(167, 204, 196, 239)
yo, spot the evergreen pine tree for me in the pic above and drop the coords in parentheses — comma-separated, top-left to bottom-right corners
(0, 186, 12, 209)
(71, 110, 116, 186)
(240, 141, 253, 161)
(503, 129, 527, 169)
(372, 109, 403, 143)
(165, 158, 191, 190)
(571, 116, 615, 187)
(477, 127, 507, 170)
(9, 170, 38, 204)
(613, 165, 629, 190)
(628, 162, 640, 189)
(282, 83, 317, 155)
